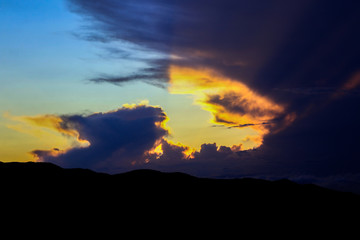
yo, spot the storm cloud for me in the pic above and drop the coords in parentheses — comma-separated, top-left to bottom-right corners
(67, 0, 360, 132)
(63, 0, 360, 193)
(68, 0, 360, 94)
(28, 104, 251, 175)
(32, 104, 169, 172)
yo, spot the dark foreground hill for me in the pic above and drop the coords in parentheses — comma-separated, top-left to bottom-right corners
(1, 161, 359, 230)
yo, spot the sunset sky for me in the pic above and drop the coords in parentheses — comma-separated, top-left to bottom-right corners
(1, 0, 360, 193)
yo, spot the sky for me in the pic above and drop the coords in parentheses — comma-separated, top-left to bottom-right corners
(1, 0, 360, 193)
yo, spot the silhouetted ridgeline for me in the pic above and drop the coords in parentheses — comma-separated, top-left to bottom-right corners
(1, 161, 359, 224)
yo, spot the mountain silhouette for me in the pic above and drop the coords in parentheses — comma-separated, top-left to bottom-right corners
(1, 161, 359, 229)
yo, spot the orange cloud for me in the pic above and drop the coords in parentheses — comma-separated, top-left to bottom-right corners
(30, 148, 67, 162)
(144, 138, 195, 163)
(168, 65, 291, 147)
(4, 113, 90, 161)
(22, 115, 79, 138)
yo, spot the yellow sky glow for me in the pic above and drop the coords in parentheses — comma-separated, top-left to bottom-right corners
(168, 65, 286, 148)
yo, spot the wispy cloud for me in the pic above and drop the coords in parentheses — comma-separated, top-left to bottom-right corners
(89, 65, 169, 88)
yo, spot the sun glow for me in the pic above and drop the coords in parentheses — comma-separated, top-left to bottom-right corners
(168, 65, 288, 148)
(144, 138, 196, 163)
(3, 113, 90, 161)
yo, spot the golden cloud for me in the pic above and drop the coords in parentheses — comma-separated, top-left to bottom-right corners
(168, 65, 292, 147)
(4, 112, 90, 161)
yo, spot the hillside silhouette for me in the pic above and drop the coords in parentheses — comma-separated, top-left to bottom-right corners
(1, 161, 359, 225)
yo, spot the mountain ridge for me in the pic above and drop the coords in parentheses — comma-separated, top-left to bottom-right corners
(1, 161, 359, 215)
(2, 160, 360, 230)
(1, 161, 358, 197)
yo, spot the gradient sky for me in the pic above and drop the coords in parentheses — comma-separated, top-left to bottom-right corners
(1, 0, 360, 193)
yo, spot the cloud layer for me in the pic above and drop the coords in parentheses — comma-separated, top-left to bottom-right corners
(28, 103, 247, 174)
(68, 0, 360, 136)
(41, 0, 360, 193)
(68, 0, 360, 104)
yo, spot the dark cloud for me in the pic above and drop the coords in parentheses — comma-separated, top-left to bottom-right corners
(67, 0, 184, 51)
(206, 93, 280, 119)
(29, 99, 360, 192)
(212, 120, 271, 129)
(261, 96, 360, 174)
(149, 95, 360, 192)
(67, 0, 360, 131)
(33, 105, 168, 173)
(232, 123, 270, 129)
(68, 0, 359, 86)
(145, 140, 245, 177)
(68, 0, 360, 102)
(274, 87, 360, 97)
(193, 143, 236, 162)
(249, 94, 360, 192)
(65, 0, 360, 193)
(89, 65, 168, 88)
(30, 108, 247, 176)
